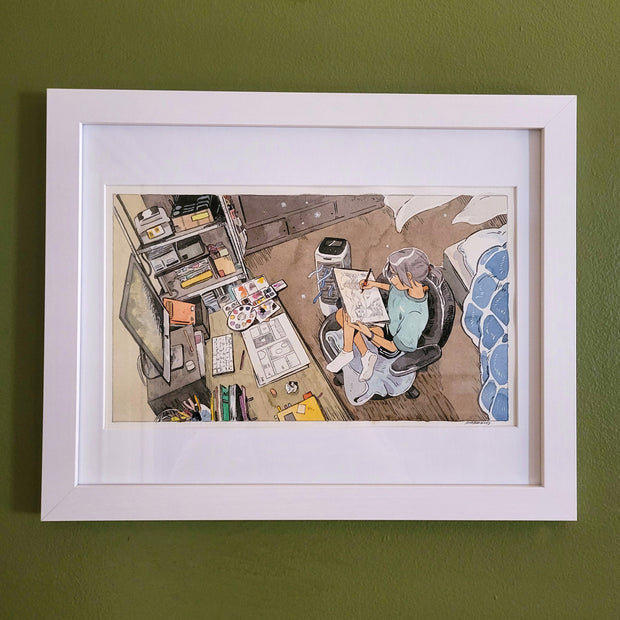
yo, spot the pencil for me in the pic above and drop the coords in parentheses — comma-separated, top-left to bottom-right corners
(184, 329, 194, 353)
(240, 350, 246, 370)
(362, 268, 372, 293)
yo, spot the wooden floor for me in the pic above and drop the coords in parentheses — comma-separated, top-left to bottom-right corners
(245, 199, 496, 422)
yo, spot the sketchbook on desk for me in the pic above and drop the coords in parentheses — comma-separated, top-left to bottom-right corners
(241, 314, 309, 387)
(334, 268, 389, 324)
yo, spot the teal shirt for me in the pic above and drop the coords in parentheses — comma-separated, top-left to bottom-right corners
(386, 286, 429, 352)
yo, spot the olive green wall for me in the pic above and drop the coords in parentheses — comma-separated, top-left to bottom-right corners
(1, 1, 617, 618)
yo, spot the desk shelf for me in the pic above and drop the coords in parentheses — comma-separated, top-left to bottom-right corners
(136, 220, 225, 255)
(130, 194, 248, 301)
(162, 267, 246, 301)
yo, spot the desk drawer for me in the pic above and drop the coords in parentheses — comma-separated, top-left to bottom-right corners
(239, 195, 328, 225)
(286, 201, 337, 233)
(246, 218, 288, 250)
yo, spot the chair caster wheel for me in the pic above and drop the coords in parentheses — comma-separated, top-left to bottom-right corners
(406, 386, 420, 399)
(333, 372, 344, 387)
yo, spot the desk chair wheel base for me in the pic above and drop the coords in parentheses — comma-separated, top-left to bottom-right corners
(405, 385, 420, 399)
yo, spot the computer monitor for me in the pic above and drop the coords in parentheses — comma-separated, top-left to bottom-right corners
(119, 254, 171, 383)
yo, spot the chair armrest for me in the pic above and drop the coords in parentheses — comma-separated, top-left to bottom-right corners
(318, 313, 342, 362)
(389, 345, 442, 376)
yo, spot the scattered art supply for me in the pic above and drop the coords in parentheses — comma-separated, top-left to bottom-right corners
(275, 392, 326, 421)
(233, 283, 249, 303)
(248, 291, 267, 305)
(255, 276, 270, 290)
(227, 304, 256, 331)
(184, 329, 194, 353)
(222, 300, 240, 316)
(256, 300, 280, 322)
(194, 331, 206, 376)
(232, 276, 271, 303)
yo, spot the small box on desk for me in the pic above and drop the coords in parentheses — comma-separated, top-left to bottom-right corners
(163, 298, 195, 326)
(171, 204, 214, 232)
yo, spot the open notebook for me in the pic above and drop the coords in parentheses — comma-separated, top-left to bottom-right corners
(333, 268, 389, 324)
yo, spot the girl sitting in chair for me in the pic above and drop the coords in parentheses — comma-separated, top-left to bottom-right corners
(326, 247, 436, 382)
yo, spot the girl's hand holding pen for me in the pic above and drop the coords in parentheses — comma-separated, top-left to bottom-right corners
(360, 267, 372, 292)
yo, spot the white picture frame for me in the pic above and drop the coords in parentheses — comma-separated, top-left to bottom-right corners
(42, 90, 576, 520)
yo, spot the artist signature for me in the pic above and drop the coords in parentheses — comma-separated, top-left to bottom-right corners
(465, 420, 491, 425)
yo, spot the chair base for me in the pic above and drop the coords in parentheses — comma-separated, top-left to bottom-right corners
(405, 385, 420, 399)
(333, 371, 421, 400)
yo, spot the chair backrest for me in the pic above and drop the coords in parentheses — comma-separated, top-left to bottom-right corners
(418, 269, 455, 349)
(376, 270, 455, 349)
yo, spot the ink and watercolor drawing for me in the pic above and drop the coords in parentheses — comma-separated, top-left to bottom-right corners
(111, 190, 513, 423)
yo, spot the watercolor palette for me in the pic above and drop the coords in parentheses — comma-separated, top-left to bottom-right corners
(227, 304, 256, 331)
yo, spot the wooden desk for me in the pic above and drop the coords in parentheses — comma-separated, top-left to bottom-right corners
(205, 309, 350, 421)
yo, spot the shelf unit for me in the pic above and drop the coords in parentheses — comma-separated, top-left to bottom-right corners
(116, 194, 248, 302)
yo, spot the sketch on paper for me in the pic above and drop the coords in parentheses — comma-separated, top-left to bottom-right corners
(333, 268, 389, 324)
(242, 314, 310, 387)
(111, 190, 513, 424)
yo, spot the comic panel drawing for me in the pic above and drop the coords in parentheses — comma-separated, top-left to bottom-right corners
(112, 191, 513, 423)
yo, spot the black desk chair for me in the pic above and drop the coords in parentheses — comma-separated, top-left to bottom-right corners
(319, 270, 455, 399)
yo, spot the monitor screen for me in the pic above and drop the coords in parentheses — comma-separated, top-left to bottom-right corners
(119, 254, 171, 383)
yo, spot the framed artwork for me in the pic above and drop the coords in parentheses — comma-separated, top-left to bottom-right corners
(42, 90, 576, 520)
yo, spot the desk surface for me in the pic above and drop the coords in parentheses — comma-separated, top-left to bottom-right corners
(205, 309, 350, 421)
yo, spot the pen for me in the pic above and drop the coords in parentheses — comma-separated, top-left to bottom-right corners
(184, 329, 194, 353)
(240, 350, 246, 370)
(362, 268, 372, 293)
